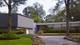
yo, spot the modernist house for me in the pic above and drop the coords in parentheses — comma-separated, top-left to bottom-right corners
(36, 22, 80, 32)
(0, 13, 36, 34)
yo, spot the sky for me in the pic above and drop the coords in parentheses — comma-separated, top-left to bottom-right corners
(0, 0, 64, 15)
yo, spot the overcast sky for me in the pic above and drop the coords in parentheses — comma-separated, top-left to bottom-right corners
(0, 0, 64, 15)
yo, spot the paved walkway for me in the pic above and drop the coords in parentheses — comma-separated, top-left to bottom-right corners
(39, 36, 80, 45)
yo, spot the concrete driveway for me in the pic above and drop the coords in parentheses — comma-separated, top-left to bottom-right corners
(39, 36, 80, 45)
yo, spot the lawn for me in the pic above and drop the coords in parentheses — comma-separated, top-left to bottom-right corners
(0, 37, 32, 45)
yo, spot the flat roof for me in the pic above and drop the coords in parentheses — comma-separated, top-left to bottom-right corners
(36, 21, 80, 25)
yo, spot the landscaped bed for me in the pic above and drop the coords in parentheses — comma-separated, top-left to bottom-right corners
(0, 28, 33, 45)
(65, 33, 80, 42)
(0, 37, 32, 45)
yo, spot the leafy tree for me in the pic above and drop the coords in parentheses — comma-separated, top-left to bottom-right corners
(69, 0, 80, 21)
(47, 0, 70, 35)
(23, 6, 42, 23)
(23, 2, 46, 23)
(64, 0, 80, 37)
(49, 0, 64, 15)
(45, 14, 55, 22)
(52, 10, 65, 22)
(0, 0, 27, 32)
(11, 5, 18, 13)
(33, 2, 46, 19)
(23, 6, 35, 17)
(46, 0, 65, 22)
(45, 10, 65, 22)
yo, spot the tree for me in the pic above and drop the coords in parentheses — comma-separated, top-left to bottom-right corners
(0, 0, 27, 32)
(49, 0, 64, 15)
(11, 5, 18, 13)
(46, 0, 65, 22)
(69, 0, 80, 21)
(33, 2, 46, 19)
(23, 6, 35, 17)
(23, 6, 42, 23)
(48, 0, 70, 36)
(65, 0, 80, 35)
(64, 0, 71, 36)
(45, 10, 65, 22)
(45, 14, 54, 22)
(23, 2, 46, 23)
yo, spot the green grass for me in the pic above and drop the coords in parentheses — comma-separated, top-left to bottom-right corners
(0, 37, 32, 45)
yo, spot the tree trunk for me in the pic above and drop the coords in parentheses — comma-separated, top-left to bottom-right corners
(8, 0, 12, 32)
(65, 0, 70, 36)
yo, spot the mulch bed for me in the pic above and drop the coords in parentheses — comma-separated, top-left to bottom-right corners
(32, 36, 45, 45)
(64, 36, 80, 42)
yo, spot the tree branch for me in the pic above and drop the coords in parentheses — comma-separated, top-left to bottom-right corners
(65, 0, 67, 5)
(3, 0, 9, 6)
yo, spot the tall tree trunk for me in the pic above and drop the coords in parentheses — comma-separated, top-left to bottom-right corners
(65, 0, 70, 36)
(8, 0, 12, 32)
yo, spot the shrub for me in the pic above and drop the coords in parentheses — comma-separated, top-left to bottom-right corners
(0, 32, 20, 40)
(20, 34, 32, 39)
(0, 30, 7, 34)
(16, 31, 24, 34)
(43, 29, 66, 33)
(37, 30, 43, 35)
(15, 28, 25, 34)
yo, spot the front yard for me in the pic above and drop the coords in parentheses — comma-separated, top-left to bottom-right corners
(0, 37, 32, 45)
(0, 28, 33, 45)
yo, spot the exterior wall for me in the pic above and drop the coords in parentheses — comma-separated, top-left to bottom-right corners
(0, 13, 36, 34)
(18, 15, 35, 29)
(18, 15, 36, 34)
(0, 13, 17, 28)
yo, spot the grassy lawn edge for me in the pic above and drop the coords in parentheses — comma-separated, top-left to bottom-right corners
(0, 37, 32, 45)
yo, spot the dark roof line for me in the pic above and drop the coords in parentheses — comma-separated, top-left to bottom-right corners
(0, 13, 32, 19)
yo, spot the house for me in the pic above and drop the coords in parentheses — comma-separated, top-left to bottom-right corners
(36, 22, 80, 31)
(0, 13, 36, 34)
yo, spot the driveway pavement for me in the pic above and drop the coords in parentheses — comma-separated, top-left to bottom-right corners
(39, 36, 80, 45)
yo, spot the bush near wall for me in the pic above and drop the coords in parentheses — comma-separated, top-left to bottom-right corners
(43, 29, 80, 33)
(0, 28, 9, 34)
(5, 28, 26, 34)
(0, 32, 20, 40)
(43, 29, 66, 33)
(39, 25, 80, 33)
